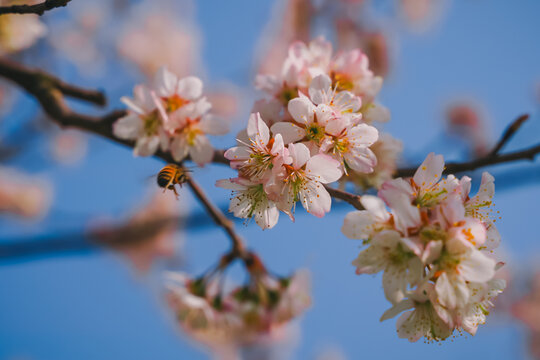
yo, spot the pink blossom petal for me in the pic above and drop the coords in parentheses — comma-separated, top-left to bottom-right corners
(380, 299, 415, 321)
(360, 195, 390, 222)
(271, 122, 305, 144)
(305, 154, 342, 183)
(177, 76, 203, 100)
(341, 210, 375, 239)
(413, 152, 444, 191)
(308, 74, 332, 105)
(113, 114, 143, 139)
(287, 97, 315, 124)
(153, 66, 177, 97)
(299, 181, 331, 217)
(459, 250, 496, 283)
(189, 135, 214, 165)
(247, 112, 270, 147)
(288, 143, 311, 169)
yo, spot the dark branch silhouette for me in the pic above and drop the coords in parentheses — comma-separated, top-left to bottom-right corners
(0, 0, 71, 16)
(490, 114, 529, 156)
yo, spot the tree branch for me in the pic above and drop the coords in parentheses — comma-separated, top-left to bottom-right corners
(0, 216, 181, 260)
(324, 186, 364, 210)
(185, 176, 247, 257)
(489, 114, 529, 156)
(0, 0, 71, 16)
(0, 58, 246, 257)
(396, 114, 539, 178)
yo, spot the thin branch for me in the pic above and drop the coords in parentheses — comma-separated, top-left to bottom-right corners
(0, 0, 71, 16)
(396, 141, 540, 178)
(0, 57, 105, 106)
(324, 186, 364, 210)
(185, 176, 247, 258)
(0, 216, 181, 260)
(489, 114, 529, 156)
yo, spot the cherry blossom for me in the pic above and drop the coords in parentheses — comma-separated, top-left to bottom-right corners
(113, 84, 169, 156)
(272, 143, 342, 219)
(115, 67, 228, 164)
(225, 112, 290, 183)
(341, 153, 505, 341)
(271, 74, 379, 174)
(165, 261, 311, 357)
(216, 177, 280, 230)
(254, 36, 389, 125)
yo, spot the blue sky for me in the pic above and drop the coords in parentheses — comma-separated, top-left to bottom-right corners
(1, 0, 540, 359)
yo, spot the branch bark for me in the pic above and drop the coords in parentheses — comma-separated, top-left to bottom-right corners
(0, 0, 71, 16)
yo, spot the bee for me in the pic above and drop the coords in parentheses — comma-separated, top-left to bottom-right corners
(157, 164, 190, 199)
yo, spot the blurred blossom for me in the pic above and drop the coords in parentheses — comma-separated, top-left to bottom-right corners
(256, 0, 313, 76)
(0, 3, 46, 54)
(512, 271, 540, 359)
(446, 103, 490, 157)
(118, 0, 202, 78)
(315, 346, 348, 360)
(399, 0, 449, 33)
(0, 166, 52, 218)
(512, 272, 540, 332)
(206, 84, 241, 120)
(335, 19, 390, 77)
(99, 191, 185, 273)
(50, 130, 88, 166)
(165, 261, 311, 359)
(47, 0, 109, 74)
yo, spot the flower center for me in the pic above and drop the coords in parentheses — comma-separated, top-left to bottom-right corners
(240, 151, 273, 180)
(143, 110, 161, 136)
(333, 137, 350, 155)
(332, 73, 354, 92)
(305, 123, 325, 143)
(279, 86, 297, 105)
(165, 94, 189, 113)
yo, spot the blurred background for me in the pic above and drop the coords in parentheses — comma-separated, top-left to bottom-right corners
(1, 0, 540, 359)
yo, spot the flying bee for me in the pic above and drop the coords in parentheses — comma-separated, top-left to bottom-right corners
(157, 164, 190, 199)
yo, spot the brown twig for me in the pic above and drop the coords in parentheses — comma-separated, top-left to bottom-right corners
(489, 114, 529, 156)
(396, 115, 539, 178)
(0, 0, 71, 16)
(324, 186, 364, 210)
(185, 176, 247, 258)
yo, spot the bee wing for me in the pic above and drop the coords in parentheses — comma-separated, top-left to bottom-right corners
(145, 173, 160, 183)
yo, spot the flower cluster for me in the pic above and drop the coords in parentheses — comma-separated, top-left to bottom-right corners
(342, 153, 505, 342)
(255, 36, 388, 124)
(165, 254, 310, 354)
(218, 37, 399, 229)
(113, 66, 228, 165)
